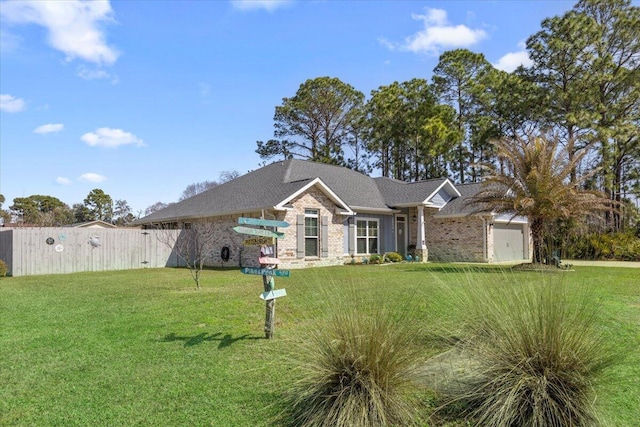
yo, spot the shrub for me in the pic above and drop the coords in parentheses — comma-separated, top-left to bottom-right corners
(283, 291, 423, 426)
(0, 259, 7, 277)
(566, 231, 640, 261)
(368, 254, 382, 264)
(386, 252, 403, 263)
(445, 275, 616, 426)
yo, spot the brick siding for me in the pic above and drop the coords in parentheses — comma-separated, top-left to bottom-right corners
(279, 187, 345, 269)
(424, 214, 489, 262)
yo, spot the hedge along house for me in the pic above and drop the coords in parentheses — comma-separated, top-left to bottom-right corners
(135, 159, 532, 269)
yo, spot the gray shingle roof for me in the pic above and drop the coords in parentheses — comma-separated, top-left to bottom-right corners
(374, 177, 450, 207)
(434, 182, 486, 217)
(137, 159, 390, 224)
(284, 160, 389, 210)
(136, 159, 485, 224)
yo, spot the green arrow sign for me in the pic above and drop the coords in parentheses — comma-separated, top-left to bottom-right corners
(238, 217, 290, 228)
(241, 267, 290, 277)
(233, 226, 284, 238)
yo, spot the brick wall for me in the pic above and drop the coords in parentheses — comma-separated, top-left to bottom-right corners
(279, 187, 345, 269)
(424, 213, 490, 262)
(190, 186, 347, 269)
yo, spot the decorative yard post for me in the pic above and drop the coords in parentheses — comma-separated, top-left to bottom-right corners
(234, 217, 290, 339)
(415, 205, 428, 262)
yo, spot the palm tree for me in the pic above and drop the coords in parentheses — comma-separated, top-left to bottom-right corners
(471, 133, 610, 264)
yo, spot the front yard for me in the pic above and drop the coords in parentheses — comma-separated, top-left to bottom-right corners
(1, 264, 638, 426)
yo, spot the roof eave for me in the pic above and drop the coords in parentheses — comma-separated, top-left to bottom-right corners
(351, 206, 401, 214)
(134, 207, 269, 225)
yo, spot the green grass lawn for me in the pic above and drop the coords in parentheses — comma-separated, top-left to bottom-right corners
(1, 264, 638, 426)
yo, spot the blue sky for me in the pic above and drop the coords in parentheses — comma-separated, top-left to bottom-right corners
(1, 0, 583, 215)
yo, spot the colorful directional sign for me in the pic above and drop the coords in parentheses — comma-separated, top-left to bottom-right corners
(259, 256, 280, 265)
(243, 237, 274, 246)
(233, 226, 284, 238)
(241, 267, 290, 277)
(260, 289, 287, 300)
(238, 217, 290, 228)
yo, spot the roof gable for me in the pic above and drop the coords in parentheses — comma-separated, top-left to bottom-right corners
(434, 182, 487, 217)
(374, 177, 460, 207)
(275, 177, 354, 214)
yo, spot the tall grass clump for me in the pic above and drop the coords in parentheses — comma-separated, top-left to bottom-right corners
(282, 288, 424, 427)
(447, 273, 616, 426)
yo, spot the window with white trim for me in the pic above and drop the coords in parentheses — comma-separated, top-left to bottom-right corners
(356, 219, 378, 254)
(304, 209, 319, 257)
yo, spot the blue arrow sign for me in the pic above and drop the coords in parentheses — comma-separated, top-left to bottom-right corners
(233, 226, 284, 238)
(260, 289, 287, 300)
(241, 267, 290, 277)
(238, 217, 290, 228)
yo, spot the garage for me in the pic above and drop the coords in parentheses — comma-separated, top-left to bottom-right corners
(493, 223, 526, 261)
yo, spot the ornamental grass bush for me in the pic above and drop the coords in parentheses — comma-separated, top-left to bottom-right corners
(445, 274, 616, 427)
(282, 289, 423, 427)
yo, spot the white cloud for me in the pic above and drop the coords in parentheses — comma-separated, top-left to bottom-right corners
(0, 93, 26, 112)
(0, 0, 119, 65)
(493, 42, 533, 72)
(79, 173, 107, 183)
(81, 127, 144, 148)
(382, 8, 487, 55)
(231, 0, 292, 12)
(77, 65, 119, 83)
(493, 51, 532, 72)
(34, 123, 64, 134)
(56, 177, 72, 185)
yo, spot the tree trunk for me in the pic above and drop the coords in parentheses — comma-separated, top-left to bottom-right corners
(530, 218, 545, 264)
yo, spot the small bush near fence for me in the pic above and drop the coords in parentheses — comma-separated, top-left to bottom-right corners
(0, 259, 7, 277)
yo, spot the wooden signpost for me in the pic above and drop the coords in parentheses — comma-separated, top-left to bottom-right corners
(235, 217, 290, 339)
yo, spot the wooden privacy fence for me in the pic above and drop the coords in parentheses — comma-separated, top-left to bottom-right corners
(0, 228, 181, 277)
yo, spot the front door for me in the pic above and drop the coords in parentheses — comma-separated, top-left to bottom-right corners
(395, 215, 407, 256)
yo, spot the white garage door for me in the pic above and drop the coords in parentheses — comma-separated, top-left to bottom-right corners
(493, 223, 525, 261)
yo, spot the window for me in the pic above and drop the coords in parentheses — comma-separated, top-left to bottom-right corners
(304, 209, 319, 257)
(356, 219, 378, 254)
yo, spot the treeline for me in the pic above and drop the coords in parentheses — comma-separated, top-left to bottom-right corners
(0, 170, 241, 227)
(256, 0, 639, 231)
(0, 190, 134, 227)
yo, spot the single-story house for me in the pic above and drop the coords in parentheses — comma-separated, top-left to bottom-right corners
(135, 159, 532, 268)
